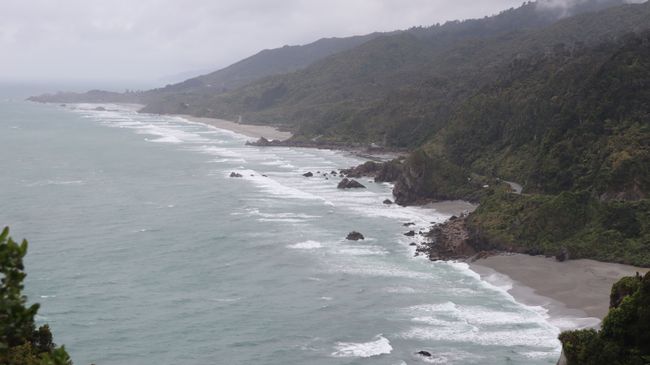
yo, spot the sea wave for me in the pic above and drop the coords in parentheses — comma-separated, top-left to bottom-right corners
(331, 334, 392, 358)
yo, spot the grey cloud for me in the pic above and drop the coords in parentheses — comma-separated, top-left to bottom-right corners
(0, 0, 524, 83)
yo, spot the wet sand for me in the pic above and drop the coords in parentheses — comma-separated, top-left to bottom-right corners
(470, 254, 649, 328)
(180, 115, 292, 141)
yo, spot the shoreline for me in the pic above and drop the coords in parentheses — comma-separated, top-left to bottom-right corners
(175, 114, 293, 141)
(469, 253, 650, 329)
(69, 102, 644, 334)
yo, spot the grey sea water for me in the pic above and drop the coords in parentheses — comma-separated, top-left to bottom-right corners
(0, 101, 564, 364)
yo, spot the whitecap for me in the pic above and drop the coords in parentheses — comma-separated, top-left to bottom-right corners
(331, 334, 392, 358)
(287, 241, 322, 249)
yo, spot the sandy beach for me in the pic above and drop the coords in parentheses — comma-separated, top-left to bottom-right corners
(470, 254, 649, 328)
(180, 115, 292, 141)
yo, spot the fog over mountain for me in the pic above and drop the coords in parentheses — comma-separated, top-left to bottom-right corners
(1, 0, 525, 83)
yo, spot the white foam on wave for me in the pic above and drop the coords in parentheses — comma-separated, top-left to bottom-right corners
(146, 136, 183, 144)
(328, 260, 433, 280)
(331, 334, 392, 358)
(287, 241, 323, 250)
(400, 301, 561, 353)
(335, 245, 388, 256)
(134, 123, 207, 144)
(420, 351, 483, 364)
(171, 116, 251, 142)
(446, 260, 600, 336)
(235, 170, 333, 203)
(194, 146, 244, 158)
(244, 208, 320, 220)
(26, 179, 84, 187)
(402, 324, 559, 349)
(384, 286, 422, 294)
(258, 218, 307, 223)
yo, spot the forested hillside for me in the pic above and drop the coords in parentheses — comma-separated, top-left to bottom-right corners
(28, 34, 381, 105)
(29, 0, 650, 266)
(399, 31, 650, 266)
(140, 0, 646, 143)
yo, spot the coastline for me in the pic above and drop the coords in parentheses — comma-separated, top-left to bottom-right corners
(179, 114, 293, 141)
(76, 102, 644, 336)
(469, 254, 650, 329)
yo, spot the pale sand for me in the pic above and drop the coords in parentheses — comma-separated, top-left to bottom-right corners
(470, 254, 649, 328)
(110, 104, 292, 140)
(180, 115, 292, 141)
(425, 200, 477, 217)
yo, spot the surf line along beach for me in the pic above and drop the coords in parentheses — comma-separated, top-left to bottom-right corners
(156, 105, 650, 331)
(100, 103, 647, 330)
(41, 101, 633, 362)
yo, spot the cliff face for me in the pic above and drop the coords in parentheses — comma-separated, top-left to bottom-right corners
(392, 150, 483, 205)
(559, 272, 650, 364)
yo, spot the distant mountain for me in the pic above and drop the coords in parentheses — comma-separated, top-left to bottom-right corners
(154, 34, 384, 95)
(134, 0, 639, 132)
(29, 34, 382, 104)
(155, 68, 216, 86)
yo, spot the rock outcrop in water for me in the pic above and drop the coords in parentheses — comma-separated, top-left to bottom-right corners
(346, 231, 365, 241)
(229, 172, 243, 178)
(340, 160, 403, 183)
(337, 178, 365, 189)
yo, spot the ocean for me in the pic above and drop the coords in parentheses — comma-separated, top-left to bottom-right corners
(0, 100, 563, 364)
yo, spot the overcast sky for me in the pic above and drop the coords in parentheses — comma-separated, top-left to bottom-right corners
(1, 0, 530, 84)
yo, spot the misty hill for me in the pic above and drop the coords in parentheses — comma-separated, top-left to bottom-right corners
(153, 34, 382, 94)
(135, 0, 642, 132)
(28, 34, 381, 104)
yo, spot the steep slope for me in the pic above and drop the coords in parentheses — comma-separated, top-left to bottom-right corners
(391, 31, 650, 266)
(149, 33, 382, 94)
(158, 0, 642, 139)
(28, 34, 381, 104)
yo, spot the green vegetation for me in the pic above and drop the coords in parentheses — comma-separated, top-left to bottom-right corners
(466, 190, 650, 266)
(559, 272, 650, 365)
(0, 227, 71, 365)
(28, 1, 650, 267)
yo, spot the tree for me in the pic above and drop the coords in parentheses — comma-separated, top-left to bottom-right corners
(559, 272, 650, 365)
(0, 227, 72, 365)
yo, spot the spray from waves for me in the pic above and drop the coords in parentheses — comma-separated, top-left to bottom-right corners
(61, 103, 566, 362)
(287, 240, 323, 249)
(331, 334, 392, 358)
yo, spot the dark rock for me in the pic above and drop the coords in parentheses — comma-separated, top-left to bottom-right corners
(94, 106, 107, 111)
(409, 242, 417, 246)
(303, 172, 314, 177)
(337, 178, 366, 189)
(346, 231, 365, 241)
(404, 231, 416, 237)
(331, 171, 338, 175)
(249, 137, 272, 146)
(340, 160, 403, 183)
(417, 351, 432, 357)
(555, 247, 570, 262)
(403, 222, 415, 227)
(422, 216, 478, 260)
(229, 172, 243, 178)
(383, 199, 393, 205)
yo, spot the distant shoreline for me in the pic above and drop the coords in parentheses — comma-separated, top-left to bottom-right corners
(69, 101, 644, 334)
(179, 114, 293, 141)
(117, 102, 650, 331)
